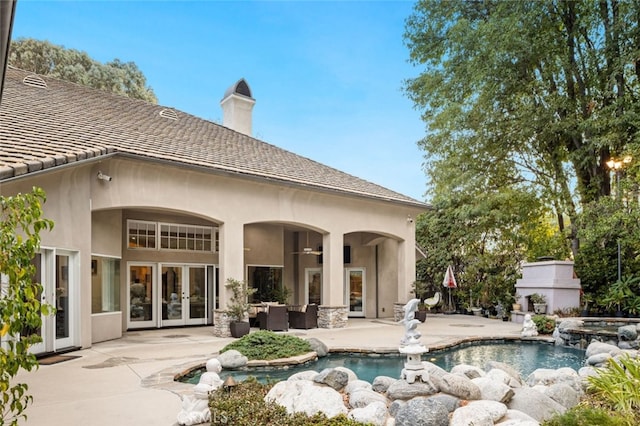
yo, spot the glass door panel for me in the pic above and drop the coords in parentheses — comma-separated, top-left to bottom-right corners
(161, 265, 183, 325)
(55, 254, 71, 345)
(305, 268, 322, 305)
(187, 266, 207, 324)
(128, 264, 155, 328)
(346, 268, 365, 317)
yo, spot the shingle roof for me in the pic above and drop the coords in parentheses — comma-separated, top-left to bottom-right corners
(0, 67, 425, 207)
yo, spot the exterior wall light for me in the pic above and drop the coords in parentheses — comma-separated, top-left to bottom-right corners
(97, 171, 112, 182)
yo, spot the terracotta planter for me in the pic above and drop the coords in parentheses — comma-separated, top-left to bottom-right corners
(512, 303, 521, 312)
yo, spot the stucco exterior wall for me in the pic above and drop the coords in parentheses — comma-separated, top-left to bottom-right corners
(90, 157, 420, 309)
(1, 154, 423, 349)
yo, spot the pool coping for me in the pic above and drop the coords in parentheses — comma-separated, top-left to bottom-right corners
(144, 334, 555, 398)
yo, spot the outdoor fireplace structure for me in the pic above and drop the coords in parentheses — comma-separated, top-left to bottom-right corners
(512, 260, 581, 323)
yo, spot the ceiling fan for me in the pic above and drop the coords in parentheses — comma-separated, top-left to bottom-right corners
(292, 231, 322, 256)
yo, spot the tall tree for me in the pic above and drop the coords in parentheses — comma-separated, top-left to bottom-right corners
(404, 0, 640, 254)
(8, 38, 157, 103)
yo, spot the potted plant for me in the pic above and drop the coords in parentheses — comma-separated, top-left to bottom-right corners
(603, 276, 637, 317)
(506, 292, 521, 312)
(412, 280, 429, 322)
(530, 293, 547, 314)
(225, 278, 257, 338)
(580, 292, 593, 317)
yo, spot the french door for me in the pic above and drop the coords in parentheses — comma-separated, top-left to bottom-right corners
(128, 262, 213, 329)
(305, 268, 322, 305)
(30, 249, 77, 354)
(160, 264, 208, 327)
(345, 268, 365, 317)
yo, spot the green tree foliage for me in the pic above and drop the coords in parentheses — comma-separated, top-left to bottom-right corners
(416, 185, 567, 310)
(9, 38, 157, 103)
(0, 187, 54, 425)
(574, 197, 640, 296)
(404, 0, 640, 252)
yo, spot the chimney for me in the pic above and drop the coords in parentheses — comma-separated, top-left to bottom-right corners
(220, 78, 255, 136)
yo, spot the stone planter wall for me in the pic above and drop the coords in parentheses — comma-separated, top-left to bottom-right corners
(318, 305, 348, 328)
(393, 302, 405, 322)
(213, 309, 231, 337)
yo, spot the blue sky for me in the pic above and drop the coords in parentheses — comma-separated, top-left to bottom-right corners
(11, 0, 427, 201)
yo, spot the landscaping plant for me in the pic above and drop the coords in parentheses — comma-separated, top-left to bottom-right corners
(0, 188, 54, 425)
(221, 330, 312, 360)
(531, 315, 556, 334)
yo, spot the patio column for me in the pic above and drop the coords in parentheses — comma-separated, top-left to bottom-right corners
(218, 219, 245, 309)
(319, 231, 348, 328)
(213, 219, 245, 337)
(397, 238, 414, 304)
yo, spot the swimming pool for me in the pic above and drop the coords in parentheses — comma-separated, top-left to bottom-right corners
(178, 341, 586, 384)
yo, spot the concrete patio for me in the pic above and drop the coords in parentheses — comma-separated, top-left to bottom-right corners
(17, 315, 524, 425)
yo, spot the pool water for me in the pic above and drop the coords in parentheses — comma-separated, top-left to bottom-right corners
(180, 341, 585, 385)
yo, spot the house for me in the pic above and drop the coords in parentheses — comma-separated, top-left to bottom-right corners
(0, 66, 428, 354)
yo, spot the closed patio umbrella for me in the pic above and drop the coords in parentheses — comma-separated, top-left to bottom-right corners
(442, 265, 457, 312)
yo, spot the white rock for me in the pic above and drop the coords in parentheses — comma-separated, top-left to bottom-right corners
(265, 380, 348, 418)
(466, 400, 509, 422)
(450, 405, 493, 426)
(348, 401, 389, 426)
(349, 388, 389, 408)
(472, 377, 514, 403)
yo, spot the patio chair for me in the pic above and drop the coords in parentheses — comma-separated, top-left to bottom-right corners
(424, 292, 441, 313)
(288, 304, 318, 329)
(256, 304, 289, 331)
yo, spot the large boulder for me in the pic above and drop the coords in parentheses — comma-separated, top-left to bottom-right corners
(586, 352, 612, 367)
(372, 376, 396, 393)
(586, 341, 621, 358)
(499, 409, 540, 425)
(314, 368, 349, 391)
(348, 401, 388, 426)
(265, 380, 347, 418)
(485, 360, 523, 385)
(450, 364, 485, 380)
(386, 379, 438, 400)
(288, 370, 318, 381)
(306, 338, 328, 357)
(349, 388, 389, 409)
(471, 377, 514, 403)
(216, 350, 247, 369)
(486, 368, 522, 388)
(431, 372, 481, 400)
(507, 387, 567, 422)
(394, 397, 449, 426)
(427, 393, 461, 413)
(449, 405, 492, 426)
(541, 383, 581, 409)
(450, 400, 507, 426)
(526, 367, 583, 392)
(345, 379, 372, 394)
(618, 325, 638, 341)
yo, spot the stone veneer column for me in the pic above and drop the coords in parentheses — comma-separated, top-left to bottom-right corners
(318, 305, 348, 329)
(213, 309, 231, 337)
(393, 302, 406, 322)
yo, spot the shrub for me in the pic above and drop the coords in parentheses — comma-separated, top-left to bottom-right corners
(532, 315, 556, 334)
(220, 330, 312, 360)
(542, 405, 627, 426)
(587, 355, 640, 416)
(209, 377, 368, 425)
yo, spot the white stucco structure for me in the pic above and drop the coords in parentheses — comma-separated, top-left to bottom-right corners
(515, 261, 581, 314)
(0, 67, 428, 354)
